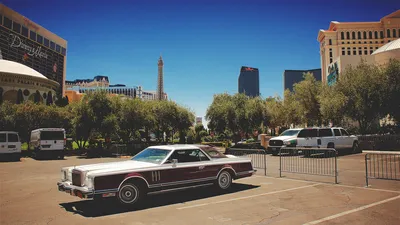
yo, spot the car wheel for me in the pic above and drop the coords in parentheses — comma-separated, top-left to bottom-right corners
(216, 171, 232, 190)
(117, 182, 143, 205)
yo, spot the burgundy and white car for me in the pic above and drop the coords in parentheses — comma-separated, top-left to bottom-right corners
(57, 145, 256, 205)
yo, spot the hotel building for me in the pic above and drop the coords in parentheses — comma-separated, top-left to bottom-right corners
(0, 4, 67, 96)
(317, 10, 400, 83)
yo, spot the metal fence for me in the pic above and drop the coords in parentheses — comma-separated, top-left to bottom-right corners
(225, 148, 267, 175)
(365, 153, 400, 187)
(279, 147, 338, 184)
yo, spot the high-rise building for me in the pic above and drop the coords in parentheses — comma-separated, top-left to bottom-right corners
(283, 69, 321, 92)
(317, 10, 400, 83)
(0, 4, 67, 96)
(238, 66, 259, 97)
(157, 55, 164, 100)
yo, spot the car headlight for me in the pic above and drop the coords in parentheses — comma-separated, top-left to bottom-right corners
(84, 176, 94, 189)
(284, 139, 297, 146)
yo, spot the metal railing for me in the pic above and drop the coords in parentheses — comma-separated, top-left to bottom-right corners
(365, 153, 400, 187)
(225, 148, 267, 175)
(279, 147, 338, 184)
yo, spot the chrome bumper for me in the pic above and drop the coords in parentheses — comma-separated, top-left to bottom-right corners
(57, 181, 94, 199)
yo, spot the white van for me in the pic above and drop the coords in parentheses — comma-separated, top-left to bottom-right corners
(30, 128, 66, 159)
(0, 131, 22, 161)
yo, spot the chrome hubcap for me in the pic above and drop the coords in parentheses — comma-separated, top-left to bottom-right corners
(119, 185, 138, 204)
(219, 173, 230, 189)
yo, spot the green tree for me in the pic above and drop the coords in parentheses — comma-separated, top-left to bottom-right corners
(175, 106, 195, 143)
(265, 96, 284, 136)
(282, 90, 302, 128)
(336, 60, 386, 134)
(318, 84, 347, 126)
(382, 59, 400, 124)
(71, 98, 94, 150)
(0, 101, 16, 131)
(293, 72, 322, 126)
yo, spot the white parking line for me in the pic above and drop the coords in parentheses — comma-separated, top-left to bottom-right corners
(177, 183, 320, 210)
(303, 195, 400, 225)
(253, 175, 400, 194)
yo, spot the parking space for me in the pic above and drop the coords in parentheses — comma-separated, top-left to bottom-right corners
(1, 154, 399, 225)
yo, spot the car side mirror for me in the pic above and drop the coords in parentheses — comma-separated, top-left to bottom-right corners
(172, 159, 178, 167)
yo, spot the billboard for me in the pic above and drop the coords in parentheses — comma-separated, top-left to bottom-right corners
(0, 25, 65, 95)
(327, 61, 339, 86)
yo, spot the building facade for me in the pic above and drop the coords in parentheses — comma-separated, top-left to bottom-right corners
(65, 75, 109, 89)
(283, 68, 321, 92)
(317, 10, 400, 83)
(0, 4, 67, 96)
(238, 66, 259, 97)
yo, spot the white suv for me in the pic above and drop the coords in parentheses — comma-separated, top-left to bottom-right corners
(29, 128, 66, 159)
(268, 127, 360, 156)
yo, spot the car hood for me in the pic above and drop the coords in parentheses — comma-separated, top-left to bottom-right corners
(67, 160, 158, 176)
(270, 136, 297, 141)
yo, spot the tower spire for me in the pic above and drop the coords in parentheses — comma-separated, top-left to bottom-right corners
(157, 55, 164, 100)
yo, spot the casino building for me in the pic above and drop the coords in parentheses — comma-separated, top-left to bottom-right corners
(0, 4, 67, 97)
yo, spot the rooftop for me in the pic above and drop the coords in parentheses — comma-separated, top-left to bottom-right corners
(372, 38, 400, 55)
(0, 59, 48, 80)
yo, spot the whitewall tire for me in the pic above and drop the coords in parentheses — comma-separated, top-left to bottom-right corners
(216, 171, 232, 190)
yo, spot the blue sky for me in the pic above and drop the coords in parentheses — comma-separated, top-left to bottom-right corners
(3, 0, 397, 127)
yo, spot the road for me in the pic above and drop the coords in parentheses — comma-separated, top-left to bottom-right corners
(0, 153, 399, 225)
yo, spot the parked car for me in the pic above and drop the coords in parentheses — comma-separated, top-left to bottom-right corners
(268, 127, 360, 156)
(29, 128, 66, 159)
(226, 142, 268, 155)
(57, 145, 255, 206)
(0, 131, 21, 161)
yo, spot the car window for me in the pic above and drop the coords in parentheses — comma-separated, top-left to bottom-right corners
(0, 133, 6, 142)
(340, 129, 349, 136)
(297, 129, 309, 138)
(8, 133, 19, 142)
(40, 131, 64, 140)
(309, 129, 318, 137)
(333, 129, 341, 136)
(280, 129, 300, 136)
(167, 149, 209, 163)
(319, 129, 332, 137)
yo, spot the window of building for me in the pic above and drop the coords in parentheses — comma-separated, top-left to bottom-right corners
(353, 47, 357, 55)
(374, 31, 378, 39)
(347, 47, 351, 55)
(329, 49, 332, 57)
(37, 34, 43, 44)
(61, 47, 66, 56)
(363, 31, 367, 39)
(352, 32, 355, 39)
(56, 44, 61, 53)
(380, 31, 384, 38)
(329, 58, 332, 63)
(341, 32, 345, 39)
(358, 31, 361, 39)
(342, 48, 345, 55)
(387, 29, 391, 38)
(346, 32, 350, 39)
(370, 41, 372, 44)
(21, 26, 28, 37)
(376, 47, 379, 50)
(381, 40, 384, 43)
(30, 30, 37, 41)
(359, 47, 362, 55)
(3, 16, 12, 29)
(329, 39, 332, 45)
(393, 29, 397, 38)
(44, 38, 49, 47)
(12, 21, 21, 33)
(50, 41, 55, 50)
(369, 31, 372, 39)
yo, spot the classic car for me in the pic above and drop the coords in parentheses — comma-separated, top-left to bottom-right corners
(57, 144, 256, 206)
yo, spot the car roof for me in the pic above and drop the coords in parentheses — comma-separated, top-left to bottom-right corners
(0, 131, 18, 134)
(147, 144, 200, 151)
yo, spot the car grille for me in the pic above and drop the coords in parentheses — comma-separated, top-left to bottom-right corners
(72, 171, 82, 186)
(269, 140, 283, 146)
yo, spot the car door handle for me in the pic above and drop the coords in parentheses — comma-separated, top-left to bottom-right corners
(199, 166, 205, 170)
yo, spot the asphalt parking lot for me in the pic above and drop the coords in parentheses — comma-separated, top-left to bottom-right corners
(1, 153, 399, 225)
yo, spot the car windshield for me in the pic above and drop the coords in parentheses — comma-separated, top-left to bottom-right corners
(280, 129, 300, 136)
(131, 148, 171, 164)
